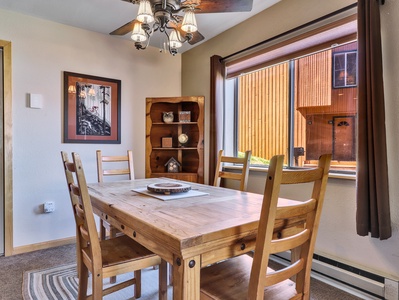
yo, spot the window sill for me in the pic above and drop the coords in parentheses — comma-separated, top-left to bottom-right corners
(224, 165, 356, 181)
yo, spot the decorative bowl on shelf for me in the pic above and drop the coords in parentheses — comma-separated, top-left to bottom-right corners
(147, 182, 191, 195)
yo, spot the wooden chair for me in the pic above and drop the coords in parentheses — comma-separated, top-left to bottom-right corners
(61, 151, 167, 300)
(213, 149, 252, 191)
(200, 154, 331, 300)
(97, 150, 135, 283)
(96, 149, 135, 183)
(96, 150, 134, 241)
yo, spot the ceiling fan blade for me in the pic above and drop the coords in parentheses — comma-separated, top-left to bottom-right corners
(110, 19, 138, 35)
(120, 0, 137, 4)
(188, 31, 205, 45)
(193, 0, 253, 13)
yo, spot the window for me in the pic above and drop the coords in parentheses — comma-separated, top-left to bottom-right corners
(224, 14, 357, 173)
(222, 7, 357, 173)
(333, 51, 358, 88)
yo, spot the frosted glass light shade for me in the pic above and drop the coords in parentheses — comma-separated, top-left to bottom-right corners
(68, 85, 76, 94)
(137, 0, 154, 24)
(169, 30, 182, 49)
(181, 10, 197, 33)
(88, 87, 96, 96)
(131, 22, 147, 42)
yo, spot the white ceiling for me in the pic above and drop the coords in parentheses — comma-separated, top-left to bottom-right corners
(0, 0, 280, 53)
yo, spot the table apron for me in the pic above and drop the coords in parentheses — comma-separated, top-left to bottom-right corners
(200, 233, 257, 267)
(93, 206, 175, 264)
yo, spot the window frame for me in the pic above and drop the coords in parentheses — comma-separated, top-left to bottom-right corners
(221, 3, 358, 178)
(333, 50, 358, 88)
(225, 45, 357, 176)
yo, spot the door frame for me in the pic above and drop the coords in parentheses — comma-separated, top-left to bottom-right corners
(0, 40, 13, 256)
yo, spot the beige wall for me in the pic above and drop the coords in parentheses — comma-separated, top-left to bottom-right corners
(182, 0, 399, 280)
(0, 8, 181, 249)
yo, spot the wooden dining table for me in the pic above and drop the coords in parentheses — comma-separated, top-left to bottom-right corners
(87, 177, 299, 300)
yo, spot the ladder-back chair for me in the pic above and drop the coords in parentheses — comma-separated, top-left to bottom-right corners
(61, 151, 167, 300)
(96, 149, 134, 241)
(200, 154, 331, 300)
(213, 149, 252, 191)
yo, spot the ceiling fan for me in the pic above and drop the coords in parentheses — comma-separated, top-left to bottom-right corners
(110, 0, 254, 55)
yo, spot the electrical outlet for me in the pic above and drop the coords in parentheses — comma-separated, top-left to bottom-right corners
(43, 201, 55, 213)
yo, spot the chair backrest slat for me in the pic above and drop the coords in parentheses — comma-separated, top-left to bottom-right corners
(280, 168, 323, 184)
(270, 229, 311, 254)
(265, 258, 305, 287)
(275, 198, 317, 219)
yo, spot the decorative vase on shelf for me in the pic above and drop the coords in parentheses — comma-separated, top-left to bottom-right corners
(163, 112, 174, 123)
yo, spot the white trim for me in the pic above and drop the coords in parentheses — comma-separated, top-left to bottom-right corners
(271, 254, 384, 299)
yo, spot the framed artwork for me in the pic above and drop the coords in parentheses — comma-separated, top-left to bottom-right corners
(63, 71, 121, 143)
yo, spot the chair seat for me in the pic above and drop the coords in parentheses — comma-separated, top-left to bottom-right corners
(200, 255, 298, 300)
(81, 234, 161, 276)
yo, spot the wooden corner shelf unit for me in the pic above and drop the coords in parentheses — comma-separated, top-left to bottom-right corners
(145, 96, 204, 183)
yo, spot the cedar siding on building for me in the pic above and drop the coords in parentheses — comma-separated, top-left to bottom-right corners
(238, 42, 357, 169)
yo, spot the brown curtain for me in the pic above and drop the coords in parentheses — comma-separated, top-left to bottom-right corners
(356, 0, 391, 239)
(209, 55, 225, 185)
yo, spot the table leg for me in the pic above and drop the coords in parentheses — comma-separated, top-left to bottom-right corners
(172, 255, 201, 300)
(159, 260, 168, 300)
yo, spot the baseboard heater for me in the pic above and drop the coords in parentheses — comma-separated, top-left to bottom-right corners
(271, 252, 398, 300)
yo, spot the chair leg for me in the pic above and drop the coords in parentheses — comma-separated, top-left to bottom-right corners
(92, 271, 103, 300)
(291, 246, 301, 282)
(78, 264, 89, 300)
(100, 219, 106, 241)
(134, 270, 142, 298)
(159, 260, 168, 300)
(109, 226, 118, 284)
(168, 263, 173, 286)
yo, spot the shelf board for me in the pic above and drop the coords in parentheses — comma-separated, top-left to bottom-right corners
(152, 122, 198, 125)
(152, 172, 198, 175)
(153, 147, 197, 150)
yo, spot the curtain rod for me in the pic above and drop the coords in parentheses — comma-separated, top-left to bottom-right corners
(222, 3, 358, 62)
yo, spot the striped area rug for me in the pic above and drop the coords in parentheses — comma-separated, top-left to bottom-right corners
(22, 264, 172, 300)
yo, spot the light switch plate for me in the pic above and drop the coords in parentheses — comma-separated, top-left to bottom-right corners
(29, 93, 43, 109)
(43, 201, 55, 213)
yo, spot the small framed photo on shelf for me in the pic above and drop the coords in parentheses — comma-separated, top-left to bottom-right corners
(161, 137, 173, 148)
(179, 111, 191, 122)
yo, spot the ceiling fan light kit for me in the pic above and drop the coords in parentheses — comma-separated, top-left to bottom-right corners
(130, 0, 199, 55)
(137, 0, 155, 23)
(113, 0, 254, 56)
(181, 10, 197, 33)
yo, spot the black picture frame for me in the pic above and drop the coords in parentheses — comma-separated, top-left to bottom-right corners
(63, 71, 121, 144)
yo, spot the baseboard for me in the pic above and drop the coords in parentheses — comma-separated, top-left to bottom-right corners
(12, 236, 76, 255)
